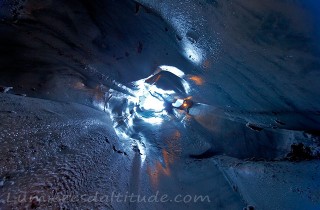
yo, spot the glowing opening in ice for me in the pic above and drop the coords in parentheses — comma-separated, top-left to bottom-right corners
(159, 65, 185, 78)
(140, 93, 165, 112)
(132, 78, 176, 113)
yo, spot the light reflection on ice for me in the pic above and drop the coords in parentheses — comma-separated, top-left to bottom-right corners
(139, 92, 165, 112)
(114, 127, 130, 139)
(159, 65, 185, 78)
(149, 85, 175, 95)
(132, 78, 174, 113)
(183, 42, 203, 64)
(142, 117, 163, 124)
(93, 100, 105, 111)
(135, 111, 164, 125)
(172, 99, 184, 108)
(93, 67, 193, 167)
(181, 79, 191, 94)
(137, 136, 147, 163)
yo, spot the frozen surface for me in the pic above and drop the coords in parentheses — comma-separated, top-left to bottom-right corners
(0, 94, 130, 209)
(0, 0, 319, 130)
(0, 0, 320, 209)
(0, 94, 246, 209)
(216, 157, 320, 210)
(1, 93, 319, 209)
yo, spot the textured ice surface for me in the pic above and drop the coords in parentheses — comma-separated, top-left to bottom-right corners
(0, 94, 246, 209)
(0, 94, 131, 209)
(0, 0, 319, 130)
(1, 93, 319, 209)
(0, 0, 320, 209)
(216, 156, 320, 210)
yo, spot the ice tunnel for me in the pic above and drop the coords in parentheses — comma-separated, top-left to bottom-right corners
(0, 0, 320, 209)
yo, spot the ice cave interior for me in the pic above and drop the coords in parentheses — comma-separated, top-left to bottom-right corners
(0, 0, 320, 209)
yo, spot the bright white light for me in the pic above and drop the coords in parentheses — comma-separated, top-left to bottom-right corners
(132, 79, 173, 112)
(135, 111, 164, 125)
(183, 42, 203, 64)
(172, 99, 184, 108)
(149, 85, 175, 95)
(142, 117, 163, 124)
(181, 79, 191, 94)
(136, 138, 146, 163)
(140, 94, 164, 112)
(159, 65, 185, 78)
(114, 128, 130, 139)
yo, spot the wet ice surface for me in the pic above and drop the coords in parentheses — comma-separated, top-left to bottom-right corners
(1, 0, 320, 130)
(216, 157, 320, 210)
(0, 93, 245, 209)
(1, 93, 320, 209)
(0, 94, 131, 209)
(0, 0, 320, 209)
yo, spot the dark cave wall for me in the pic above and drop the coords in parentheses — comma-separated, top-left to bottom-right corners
(0, 0, 320, 130)
(0, 0, 188, 99)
